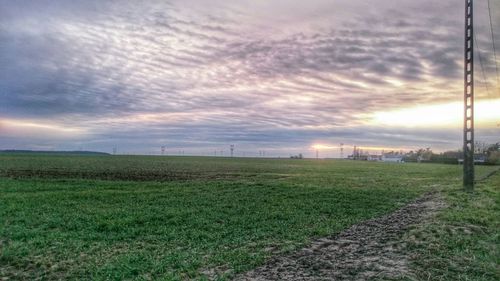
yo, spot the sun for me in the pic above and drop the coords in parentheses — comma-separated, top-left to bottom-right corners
(311, 144, 337, 150)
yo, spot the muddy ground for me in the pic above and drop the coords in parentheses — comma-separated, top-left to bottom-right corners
(235, 193, 444, 280)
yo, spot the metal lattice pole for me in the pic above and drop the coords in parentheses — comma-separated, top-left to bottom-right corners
(464, 0, 475, 190)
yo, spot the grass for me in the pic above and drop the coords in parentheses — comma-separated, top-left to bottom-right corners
(0, 154, 498, 280)
(405, 171, 500, 281)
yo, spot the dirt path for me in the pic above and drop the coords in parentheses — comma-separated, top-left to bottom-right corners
(236, 193, 444, 281)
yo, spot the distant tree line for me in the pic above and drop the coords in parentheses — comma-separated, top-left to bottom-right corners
(404, 142, 500, 165)
(0, 150, 110, 156)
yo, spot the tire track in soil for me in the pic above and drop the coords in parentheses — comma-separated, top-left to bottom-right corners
(235, 193, 444, 281)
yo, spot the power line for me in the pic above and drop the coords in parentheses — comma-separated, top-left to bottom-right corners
(474, 33, 493, 97)
(487, 0, 499, 92)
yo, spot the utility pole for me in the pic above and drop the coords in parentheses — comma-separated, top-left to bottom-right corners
(230, 145, 234, 157)
(340, 143, 344, 159)
(464, 0, 475, 190)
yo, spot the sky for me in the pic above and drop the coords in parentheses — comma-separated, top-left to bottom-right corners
(0, 0, 499, 157)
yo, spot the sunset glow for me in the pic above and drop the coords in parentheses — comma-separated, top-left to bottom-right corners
(311, 144, 339, 150)
(371, 99, 500, 128)
(0, 118, 87, 139)
(312, 144, 412, 152)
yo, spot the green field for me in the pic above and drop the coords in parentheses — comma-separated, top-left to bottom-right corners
(406, 172, 500, 281)
(0, 154, 498, 280)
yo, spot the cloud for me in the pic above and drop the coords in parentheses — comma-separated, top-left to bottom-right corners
(0, 0, 498, 155)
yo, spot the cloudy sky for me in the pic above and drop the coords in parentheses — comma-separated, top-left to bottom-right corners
(1, 0, 499, 157)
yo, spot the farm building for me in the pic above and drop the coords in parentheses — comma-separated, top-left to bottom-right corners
(458, 154, 487, 164)
(381, 155, 404, 163)
(367, 155, 382, 161)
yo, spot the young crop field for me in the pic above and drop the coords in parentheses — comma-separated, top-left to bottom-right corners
(0, 153, 498, 280)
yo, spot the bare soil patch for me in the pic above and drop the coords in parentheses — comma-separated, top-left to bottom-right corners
(236, 193, 444, 280)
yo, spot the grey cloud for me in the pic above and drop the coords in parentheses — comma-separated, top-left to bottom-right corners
(0, 0, 498, 154)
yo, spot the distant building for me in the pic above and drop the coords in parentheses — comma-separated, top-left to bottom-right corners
(382, 155, 404, 163)
(349, 147, 404, 163)
(367, 155, 382, 161)
(458, 154, 487, 164)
